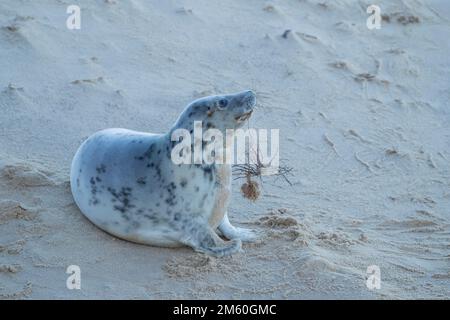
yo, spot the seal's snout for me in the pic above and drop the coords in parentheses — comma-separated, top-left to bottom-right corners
(233, 90, 256, 123)
(242, 90, 255, 98)
(241, 90, 256, 109)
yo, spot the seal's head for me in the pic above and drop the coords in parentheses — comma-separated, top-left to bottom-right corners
(174, 90, 256, 132)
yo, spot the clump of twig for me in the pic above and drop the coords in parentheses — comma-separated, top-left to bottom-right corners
(240, 174, 260, 201)
(233, 161, 294, 185)
(233, 151, 294, 201)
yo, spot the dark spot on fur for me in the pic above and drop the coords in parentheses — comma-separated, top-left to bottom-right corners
(136, 177, 146, 185)
(203, 166, 212, 174)
(89, 176, 101, 205)
(107, 187, 135, 219)
(131, 221, 140, 229)
(180, 179, 187, 188)
(96, 164, 106, 174)
(164, 182, 178, 206)
(155, 165, 162, 178)
(143, 145, 156, 158)
(165, 197, 176, 206)
(201, 165, 215, 182)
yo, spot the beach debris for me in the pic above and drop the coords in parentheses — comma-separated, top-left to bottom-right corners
(359, 233, 368, 242)
(397, 15, 420, 25)
(4, 25, 19, 32)
(385, 148, 398, 156)
(379, 12, 420, 25)
(240, 175, 260, 201)
(329, 61, 348, 70)
(6, 83, 24, 91)
(263, 5, 276, 12)
(281, 29, 291, 39)
(354, 73, 376, 82)
(381, 14, 391, 23)
(233, 155, 293, 201)
(71, 77, 104, 85)
(176, 7, 193, 15)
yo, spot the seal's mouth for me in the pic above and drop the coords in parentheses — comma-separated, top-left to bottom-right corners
(235, 110, 253, 123)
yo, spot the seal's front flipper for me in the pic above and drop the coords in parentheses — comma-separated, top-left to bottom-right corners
(218, 212, 258, 242)
(180, 222, 242, 257)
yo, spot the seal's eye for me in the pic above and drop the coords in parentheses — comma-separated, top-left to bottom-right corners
(218, 99, 228, 109)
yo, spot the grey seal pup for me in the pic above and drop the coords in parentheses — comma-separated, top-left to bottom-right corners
(70, 90, 257, 257)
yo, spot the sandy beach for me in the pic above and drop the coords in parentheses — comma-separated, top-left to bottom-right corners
(0, 0, 449, 299)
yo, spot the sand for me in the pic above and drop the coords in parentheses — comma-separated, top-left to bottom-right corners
(0, 0, 449, 299)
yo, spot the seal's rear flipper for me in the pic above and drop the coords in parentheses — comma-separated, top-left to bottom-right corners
(218, 212, 258, 242)
(180, 223, 242, 257)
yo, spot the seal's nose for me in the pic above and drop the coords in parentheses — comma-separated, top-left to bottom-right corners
(243, 90, 256, 99)
(238, 90, 256, 108)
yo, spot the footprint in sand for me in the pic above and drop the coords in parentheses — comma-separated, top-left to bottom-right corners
(0, 162, 55, 187)
(0, 200, 37, 224)
(0, 264, 22, 274)
(256, 209, 310, 244)
(0, 282, 32, 299)
(0, 239, 26, 255)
